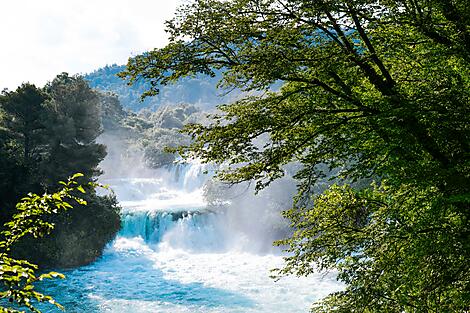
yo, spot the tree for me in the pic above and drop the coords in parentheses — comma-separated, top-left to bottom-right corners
(41, 73, 106, 187)
(18, 74, 119, 268)
(0, 85, 49, 222)
(0, 84, 49, 167)
(121, 0, 470, 311)
(0, 174, 88, 313)
(0, 74, 120, 268)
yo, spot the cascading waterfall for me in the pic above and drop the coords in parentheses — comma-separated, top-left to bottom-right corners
(120, 209, 226, 251)
(107, 161, 225, 250)
(120, 210, 182, 243)
(39, 160, 341, 313)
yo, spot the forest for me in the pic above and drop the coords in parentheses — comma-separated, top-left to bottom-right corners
(122, 0, 470, 311)
(0, 74, 121, 268)
(1, 0, 469, 312)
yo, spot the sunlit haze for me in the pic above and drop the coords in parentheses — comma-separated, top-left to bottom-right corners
(0, 0, 183, 90)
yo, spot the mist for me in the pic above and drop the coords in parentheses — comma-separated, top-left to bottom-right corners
(96, 116, 299, 255)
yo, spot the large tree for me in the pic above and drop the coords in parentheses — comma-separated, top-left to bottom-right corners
(0, 74, 120, 268)
(122, 0, 469, 311)
(0, 84, 50, 219)
(0, 84, 49, 165)
(40, 73, 105, 185)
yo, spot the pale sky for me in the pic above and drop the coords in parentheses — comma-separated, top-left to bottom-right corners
(0, 0, 184, 90)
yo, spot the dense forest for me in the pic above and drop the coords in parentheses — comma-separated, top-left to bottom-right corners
(97, 91, 205, 173)
(0, 73, 120, 268)
(85, 64, 240, 111)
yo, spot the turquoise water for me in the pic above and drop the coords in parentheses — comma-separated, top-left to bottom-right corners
(39, 236, 339, 313)
(36, 164, 341, 312)
(39, 241, 255, 312)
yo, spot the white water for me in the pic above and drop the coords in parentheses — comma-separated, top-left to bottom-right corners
(41, 161, 341, 312)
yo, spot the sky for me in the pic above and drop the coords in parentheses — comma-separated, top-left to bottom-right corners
(0, 0, 184, 90)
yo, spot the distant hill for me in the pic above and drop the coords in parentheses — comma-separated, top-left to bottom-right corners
(85, 64, 239, 111)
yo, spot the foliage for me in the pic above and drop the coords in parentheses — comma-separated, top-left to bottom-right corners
(85, 64, 240, 111)
(41, 73, 106, 186)
(99, 103, 202, 170)
(13, 192, 121, 268)
(97, 92, 127, 131)
(0, 174, 88, 313)
(277, 183, 469, 311)
(122, 0, 470, 311)
(139, 105, 199, 167)
(0, 75, 121, 268)
(0, 84, 49, 168)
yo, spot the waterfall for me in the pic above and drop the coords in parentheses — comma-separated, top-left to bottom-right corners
(100, 159, 299, 254)
(101, 160, 228, 251)
(119, 209, 226, 251)
(166, 160, 210, 192)
(38, 159, 342, 313)
(102, 160, 209, 211)
(120, 210, 181, 243)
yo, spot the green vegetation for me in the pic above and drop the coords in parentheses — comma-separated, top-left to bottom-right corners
(85, 64, 240, 111)
(99, 101, 203, 171)
(122, 0, 470, 311)
(0, 74, 120, 268)
(0, 174, 90, 313)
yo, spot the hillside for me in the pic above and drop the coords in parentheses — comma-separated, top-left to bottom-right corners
(85, 64, 239, 111)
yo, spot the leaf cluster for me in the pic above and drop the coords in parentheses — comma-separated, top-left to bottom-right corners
(0, 174, 91, 313)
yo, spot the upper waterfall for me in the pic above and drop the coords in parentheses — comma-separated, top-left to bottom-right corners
(101, 160, 211, 213)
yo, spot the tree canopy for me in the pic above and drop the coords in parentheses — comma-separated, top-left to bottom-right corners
(85, 64, 240, 111)
(122, 0, 470, 311)
(0, 74, 120, 268)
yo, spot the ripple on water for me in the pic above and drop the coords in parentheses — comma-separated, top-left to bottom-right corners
(36, 237, 341, 313)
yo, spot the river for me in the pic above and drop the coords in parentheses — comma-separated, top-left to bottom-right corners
(40, 162, 341, 312)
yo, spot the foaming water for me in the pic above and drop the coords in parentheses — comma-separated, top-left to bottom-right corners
(39, 161, 342, 312)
